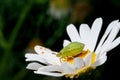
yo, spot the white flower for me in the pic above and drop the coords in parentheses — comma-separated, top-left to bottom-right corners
(25, 18, 120, 78)
(47, 0, 70, 19)
(47, 7, 70, 19)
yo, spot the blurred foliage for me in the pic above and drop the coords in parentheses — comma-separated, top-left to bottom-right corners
(0, 0, 120, 80)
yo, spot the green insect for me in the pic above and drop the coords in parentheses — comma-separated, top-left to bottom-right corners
(57, 42, 85, 58)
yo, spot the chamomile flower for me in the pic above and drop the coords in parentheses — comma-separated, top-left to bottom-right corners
(47, 0, 71, 19)
(25, 18, 120, 78)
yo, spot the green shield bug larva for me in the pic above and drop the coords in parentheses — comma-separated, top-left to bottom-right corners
(57, 42, 85, 58)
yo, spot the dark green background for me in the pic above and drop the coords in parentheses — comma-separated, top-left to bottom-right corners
(0, 0, 120, 80)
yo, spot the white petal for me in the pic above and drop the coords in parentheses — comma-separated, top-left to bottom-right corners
(105, 25, 119, 44)
(25, 54, 46, 63)
(67, 24, 81, 42)
(34, 65, 65, 77)
(100, 37, 120, 55)
(34, 45, 60, 65)
(90, 18, 103, 51)
(26, 62, 43, 70)
(102, 23, 119, 47)
(34, 71, 64, 77)
(61, 62, 76, 74)
(38, 62, 75, 74)
(84, 52, 92, 66)
(37, 65, 62, 72)
(79, 24, 91, 50)
(106, 37, 120, 52)
(74, 58, 84, 69)
(34, 45, 58, 55)
(63, 39, 71, 47)
(44, 53, 61, 65)
(92, 53, 107, 67)
(95, 20, 119, 54)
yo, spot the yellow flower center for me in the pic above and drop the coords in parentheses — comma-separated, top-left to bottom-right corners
(65, 66, 96, 78)
(61, 49, 97, 78)
(91, 52, 96, 64)
(60, 49, 91, 63)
